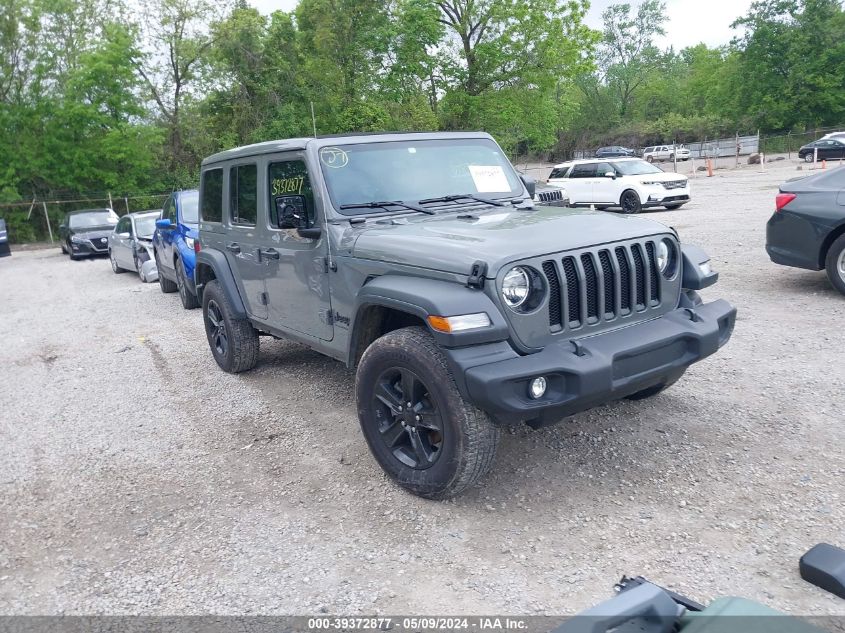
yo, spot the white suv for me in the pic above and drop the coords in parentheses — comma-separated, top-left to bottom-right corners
(642, 145, 690, 162)
(547, 157, 690, 213)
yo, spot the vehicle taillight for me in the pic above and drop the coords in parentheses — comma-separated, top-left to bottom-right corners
(194, 239, 201, 254)
(776, 192, 796, 212)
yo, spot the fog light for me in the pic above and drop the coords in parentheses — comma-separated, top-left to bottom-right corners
(529, 376, 547, 399)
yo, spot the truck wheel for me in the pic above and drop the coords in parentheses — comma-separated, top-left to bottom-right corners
(176, 257, 199, 309)
(824, 233, 845, 296)
(626, 370, 685, 400)
(620, 190, 642, 214)
(202, 279, 259, 373)
(646, 156, 654, 163)
(355, 326, 500, 499)
(156, 251, 177, 293)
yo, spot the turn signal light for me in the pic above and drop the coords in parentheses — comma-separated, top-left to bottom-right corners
(194, 239, 201, 254)
(775, 192, 796, 212)
(427, 313, 491, 333)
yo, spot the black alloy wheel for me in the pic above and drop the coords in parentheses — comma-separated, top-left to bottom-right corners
(372, 366, 444, 469)
(205, 299, 228, 359)
(621, 190, 642, 214)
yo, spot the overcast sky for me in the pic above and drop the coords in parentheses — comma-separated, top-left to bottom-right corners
(247, 0, 755, 50)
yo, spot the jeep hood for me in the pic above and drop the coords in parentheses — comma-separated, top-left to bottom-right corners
(351, 206, 672, 276)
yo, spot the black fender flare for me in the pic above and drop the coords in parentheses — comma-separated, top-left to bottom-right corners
(681, 243, 719, 290)
(194, 249, 247, 319)
(352, 275, 510, 349)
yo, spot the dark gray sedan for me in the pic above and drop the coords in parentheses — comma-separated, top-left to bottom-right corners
(766, 168, 845, 295)
(108, 210, 161, 281)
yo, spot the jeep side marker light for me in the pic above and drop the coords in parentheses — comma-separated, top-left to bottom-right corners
(427, 313, 491, 333)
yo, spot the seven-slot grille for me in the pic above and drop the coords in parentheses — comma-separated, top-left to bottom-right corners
(544, 241, 663, 331)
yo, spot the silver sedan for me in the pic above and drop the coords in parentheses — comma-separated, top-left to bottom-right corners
(108, 210, 161, 282)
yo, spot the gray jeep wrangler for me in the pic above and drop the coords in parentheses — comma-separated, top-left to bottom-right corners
(195, 132, 736, 499)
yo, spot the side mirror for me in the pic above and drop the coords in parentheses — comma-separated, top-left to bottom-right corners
(156, 218, 173, 230)
(604, 171, 616, 179)
(276, 195, 308, 230)
(520, 175, 536, 198)
(118, 232, 131, 239)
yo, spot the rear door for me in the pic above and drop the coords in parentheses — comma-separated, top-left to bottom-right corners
(223, 162, 268, 319)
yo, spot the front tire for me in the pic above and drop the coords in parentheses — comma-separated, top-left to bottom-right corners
(804, 153, 814, 163)
(202, 279, 259, 373)
(176, 257, 199, 309)
(824, 233, 845, 296)
(646, 156, 654, 163)
(355, 326, 500, 499)
(620, 190, 642, 214)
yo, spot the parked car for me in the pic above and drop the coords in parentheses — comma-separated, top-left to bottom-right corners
(108, 210, 161, 282)
(193, 131, 735, 499)
(766, 167, 845, 295)
(152, 190, 199, 308)
(821, 131, 845, 140)
(58, 208, 119, 259)
(642, 145, 691, 162)
(595, 146, 636, 158)
(0, 218, 10, 257)
(798, 138, 845, 163)
(547, 158, 690, 213)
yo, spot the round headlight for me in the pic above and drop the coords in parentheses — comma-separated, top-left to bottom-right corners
(657, 238, 677, 277)
(502, 267, 530, 307)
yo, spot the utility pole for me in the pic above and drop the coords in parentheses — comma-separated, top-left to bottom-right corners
(41, 201, 54, 243)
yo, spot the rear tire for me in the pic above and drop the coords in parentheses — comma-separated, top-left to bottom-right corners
(156, 251, 177, 293)
(176, 257, 199, 309)
(620, 190, 642, 214)
(355, 326, 500, 499)
(824, 233, 845, 296)
(109, 250, 126, 274)
(202, 279, 259, 373)
(626, 370, 685, 400)
(804, 153, 814, 163)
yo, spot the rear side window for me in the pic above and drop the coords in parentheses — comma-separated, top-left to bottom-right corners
(230, 164, 258, 226)
(201, 168, 223, 223)
(570, 163, 596, 178)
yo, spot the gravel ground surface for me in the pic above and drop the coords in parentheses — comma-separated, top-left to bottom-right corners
(1, 159, 844, 617)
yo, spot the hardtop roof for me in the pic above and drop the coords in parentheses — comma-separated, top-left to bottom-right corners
(201, 131, 495, 167)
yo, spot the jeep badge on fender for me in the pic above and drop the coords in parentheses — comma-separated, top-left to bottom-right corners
(193, 132, 736, 499)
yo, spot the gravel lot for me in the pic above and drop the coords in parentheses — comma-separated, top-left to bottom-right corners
(1, 159, 844, 616)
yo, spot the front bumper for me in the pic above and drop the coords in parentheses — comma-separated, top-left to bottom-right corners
(458, 300, 736, 426)
(70, 239, 109, 256)
(642, 192, 690, 208)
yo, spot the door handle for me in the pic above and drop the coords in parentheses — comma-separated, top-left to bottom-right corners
(226, 242, 241, 254)
(259, 247, 280, 261)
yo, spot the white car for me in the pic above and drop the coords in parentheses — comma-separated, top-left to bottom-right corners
(642, 145, 690, 162)
(547, 158, 690, 213)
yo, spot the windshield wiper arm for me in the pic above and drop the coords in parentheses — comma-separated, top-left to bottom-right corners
(418, 193, 506, 207)
(339, 200, 435, 215)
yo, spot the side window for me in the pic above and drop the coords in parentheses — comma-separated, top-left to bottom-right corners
(268, 160, 315, 228)
(570, 163, 596, 178)
(161, 196, 175, 222)
(230, 164, 258, 226)
(201, 168, 224, 223)
(549, 167, 568, 179)
(117, 217, 129, 234)
(596, 162, 614, 176)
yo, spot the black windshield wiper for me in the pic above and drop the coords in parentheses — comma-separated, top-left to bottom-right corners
(418, 193, 506, 207)
(339, 200, 435, 215)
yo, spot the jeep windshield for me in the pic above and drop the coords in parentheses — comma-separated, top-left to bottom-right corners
(319, 138, 524, 215)
(68, 210, 118, 229)
(612, 160, 665, 176)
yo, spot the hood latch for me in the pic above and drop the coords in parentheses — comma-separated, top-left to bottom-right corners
(467, 260, 487, 289)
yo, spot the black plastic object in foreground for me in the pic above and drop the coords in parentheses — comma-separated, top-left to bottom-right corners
(800, 542, 845, 599)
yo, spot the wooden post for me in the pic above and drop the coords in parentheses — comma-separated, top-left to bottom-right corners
(41, 201, 54, 243)
(735, 132, 740, 168)
(108, 191, 113, 210)
(707, 159, 714, 177)
(787, 132, 791, 160)
(26, 197, 36, 220)
(124, 196, 129, 213)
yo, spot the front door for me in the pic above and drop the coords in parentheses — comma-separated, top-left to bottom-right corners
(592, 161, 619, 204)
(114, 216, 134, 268)
(261, 155, 333, 341)
(158, 194, 177, 276)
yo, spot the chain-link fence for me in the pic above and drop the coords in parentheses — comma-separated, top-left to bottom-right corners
(0, 192, 173, 244)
